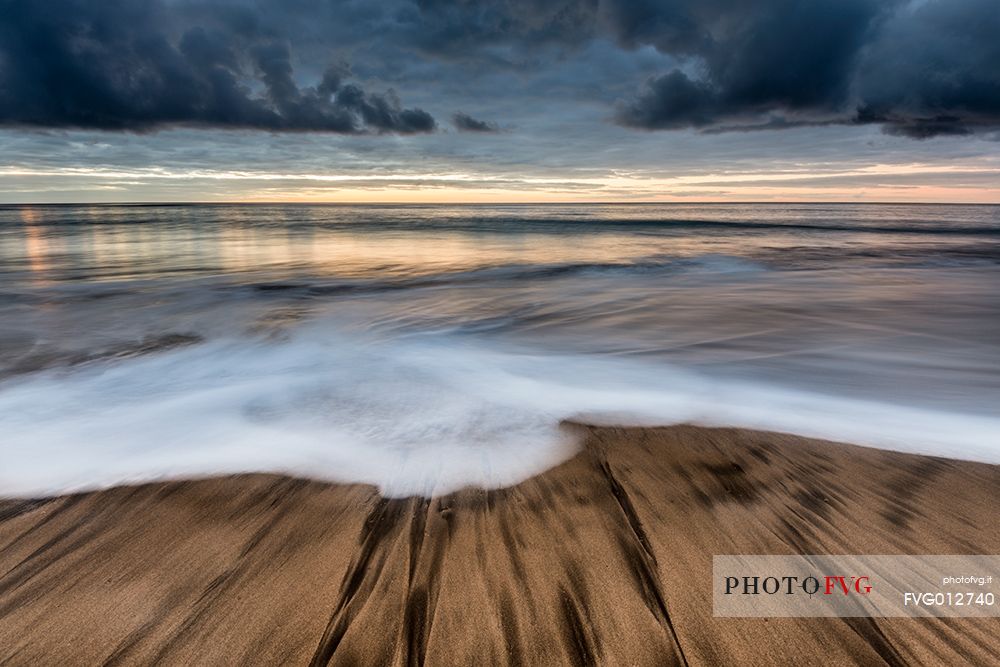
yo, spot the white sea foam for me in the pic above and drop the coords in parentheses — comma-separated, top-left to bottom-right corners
(2, 322, 999, 498)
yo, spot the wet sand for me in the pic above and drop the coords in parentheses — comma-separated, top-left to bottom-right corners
(0, 424, 997, 666)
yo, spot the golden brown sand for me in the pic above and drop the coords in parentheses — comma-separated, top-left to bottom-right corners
(0, 424, 997, 666)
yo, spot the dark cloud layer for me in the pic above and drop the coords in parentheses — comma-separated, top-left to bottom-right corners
(0, 0, 434, 133)
(413, 0, 1000, 138)
(606, 0, 1000, 138)
(0, 0, 997, 139)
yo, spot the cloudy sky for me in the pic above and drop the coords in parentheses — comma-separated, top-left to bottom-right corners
(1, 0, 998, 203)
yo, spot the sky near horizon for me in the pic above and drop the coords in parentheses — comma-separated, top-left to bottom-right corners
(1, 0, 999, 204)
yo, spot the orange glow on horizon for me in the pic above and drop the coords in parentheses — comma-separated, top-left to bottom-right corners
(228, 185, 1000, 205)
(2, 163, 998, 204)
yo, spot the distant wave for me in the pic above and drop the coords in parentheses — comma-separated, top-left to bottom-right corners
(375, 217, 1000, 236)
(622, 219, 1000, 236)
(6, 212, 1000, 236)
(243, 255, 766, 298)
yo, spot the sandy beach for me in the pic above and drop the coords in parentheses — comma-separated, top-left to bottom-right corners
(1, 424, 997, 666)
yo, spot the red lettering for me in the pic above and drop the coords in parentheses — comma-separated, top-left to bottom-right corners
(824, 576, 851, 595)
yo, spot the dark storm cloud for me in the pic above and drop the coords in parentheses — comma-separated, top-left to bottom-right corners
(452, 112, 500, 133)
(853, 0, 1000, 139)
(0, 0, 434, 133)
(405, 0, 1000, 138)
(607, 0, 1000, 138)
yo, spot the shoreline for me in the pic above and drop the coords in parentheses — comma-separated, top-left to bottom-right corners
(1, 424, 998, 665)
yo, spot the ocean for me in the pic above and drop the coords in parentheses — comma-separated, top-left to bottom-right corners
(1, 203, 998, 496)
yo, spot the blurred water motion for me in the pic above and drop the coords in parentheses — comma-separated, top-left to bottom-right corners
(1, 203, 998, 495)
